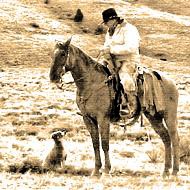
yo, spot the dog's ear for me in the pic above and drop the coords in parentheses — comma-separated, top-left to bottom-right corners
(61, 129, 67, 136)
(60, 131, 66, 136)
(51, 131, 60, 139)
(51, 131, 58, 139)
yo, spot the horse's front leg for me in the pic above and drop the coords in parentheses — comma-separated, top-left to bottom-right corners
(83, 116, 102, 177)
(99, 117, 111, 175)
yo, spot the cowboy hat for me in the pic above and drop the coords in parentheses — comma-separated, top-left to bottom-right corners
(102, 8, 118, 23)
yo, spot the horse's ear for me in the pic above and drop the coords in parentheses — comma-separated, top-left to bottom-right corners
(65, 37, 72, 47)
(55, 40, 65, 49)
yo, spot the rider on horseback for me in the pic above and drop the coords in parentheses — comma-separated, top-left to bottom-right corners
(100, 8, 141, 117)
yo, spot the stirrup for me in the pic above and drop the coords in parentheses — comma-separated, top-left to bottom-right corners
(120, 109, 129, 116)
(120, 102, 129, 116)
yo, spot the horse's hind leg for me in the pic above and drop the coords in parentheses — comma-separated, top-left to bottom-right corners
(83, 116, 102, 177)
(146, 114, 172, 177)
(164, 103, 179, 176)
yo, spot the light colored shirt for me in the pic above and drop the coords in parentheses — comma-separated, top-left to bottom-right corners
(103, 21, 141, 64)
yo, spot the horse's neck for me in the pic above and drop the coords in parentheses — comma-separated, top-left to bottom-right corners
(70, 62, 96, 93)
(69, 46, 103, 90)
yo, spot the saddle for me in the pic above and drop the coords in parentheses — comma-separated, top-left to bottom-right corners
(106, 64, 166, 121)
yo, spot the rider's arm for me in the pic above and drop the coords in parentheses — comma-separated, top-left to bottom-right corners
(110, 24, 140, 55)
(101, 32, 111, 54)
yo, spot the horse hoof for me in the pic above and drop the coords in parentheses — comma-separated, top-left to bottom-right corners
(100, 172, 111, 181)
(170, 175, 179, 182)
(91, 170, 101, 178)
(172, 170, 178, 176)
(162, 171, 170, 179)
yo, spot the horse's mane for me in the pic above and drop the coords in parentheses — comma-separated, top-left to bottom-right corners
(69, 44, 110, 76)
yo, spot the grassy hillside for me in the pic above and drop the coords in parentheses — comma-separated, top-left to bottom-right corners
(0, 0, 190, 189)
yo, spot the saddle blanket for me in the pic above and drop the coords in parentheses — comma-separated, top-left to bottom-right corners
(137, 67, 165, 115)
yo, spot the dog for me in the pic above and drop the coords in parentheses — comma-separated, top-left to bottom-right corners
(43, 130, 67, 170)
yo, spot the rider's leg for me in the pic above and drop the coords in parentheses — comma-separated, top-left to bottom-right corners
(119, 63, 137, 117)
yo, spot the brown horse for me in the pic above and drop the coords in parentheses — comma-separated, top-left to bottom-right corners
(49, 38, 179, 177)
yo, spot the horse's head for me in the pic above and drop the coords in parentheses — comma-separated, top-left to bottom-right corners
(49, 38, 72, 84)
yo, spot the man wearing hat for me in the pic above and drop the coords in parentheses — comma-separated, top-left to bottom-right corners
(100, 8, 141, 117)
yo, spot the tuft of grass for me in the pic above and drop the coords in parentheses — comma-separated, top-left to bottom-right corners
(0, 152, 3, 160)
(119, 151, 135, 158)
(146, 145, 164, 163)
(5, 153, 91, 176)
(0, 96, 7, 107)
(80, 154, 93, 161)
(14, 129, 38, 137)
(180, 136, 190, 164)
(8, 156, 44, 174)
(14, 130, 26, 137)
(12, 143, 24, 150)
(12, 120, 25, 126)
(55, 165, 91, 176)
(26, 116, 48, 126)
(110, 131, 152, 142)
(110, 131, 127, 141)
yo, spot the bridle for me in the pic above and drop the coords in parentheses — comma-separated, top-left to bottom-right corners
(55, 49, 85, 90)
(55, 48, 70, 89)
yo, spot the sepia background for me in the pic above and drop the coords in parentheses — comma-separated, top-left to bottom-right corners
(0, 0, 190, 189)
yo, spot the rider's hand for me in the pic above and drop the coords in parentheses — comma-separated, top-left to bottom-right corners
(100, 47, 110, 55)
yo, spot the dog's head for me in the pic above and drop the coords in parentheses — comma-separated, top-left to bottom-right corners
(51, 130, 67, 140)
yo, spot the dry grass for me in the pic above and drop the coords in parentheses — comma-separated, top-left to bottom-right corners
(146, 145, 164, 163)
(137, 0, 190, 16)
(180, 136, 190, 164)
(0, 0, 190, 189)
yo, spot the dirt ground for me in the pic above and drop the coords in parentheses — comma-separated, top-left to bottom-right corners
(0, 0, 190, 189)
